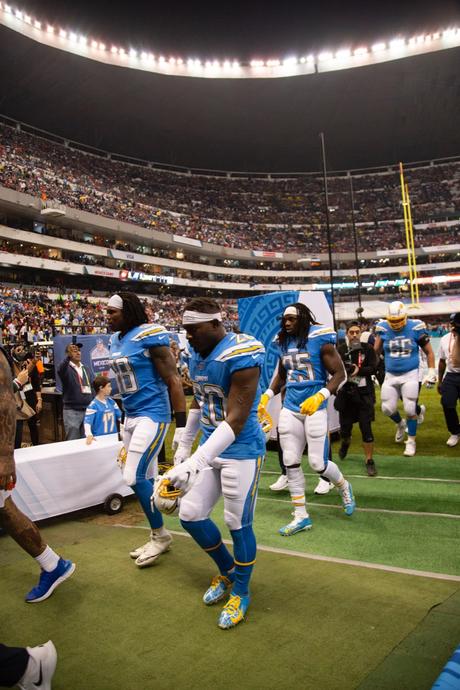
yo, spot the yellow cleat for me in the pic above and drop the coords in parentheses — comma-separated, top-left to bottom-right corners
(218, 593, 250, 629)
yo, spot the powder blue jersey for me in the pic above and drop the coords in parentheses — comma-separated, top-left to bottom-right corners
(376, 319, 428, 375)
(84, 397, 121, 436)
(190, 332, 266, 460)
(276, 325, 336, 413)
(109, 324, 171, 422)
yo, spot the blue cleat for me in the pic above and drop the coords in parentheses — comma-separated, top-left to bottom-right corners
(218, 593, 250, 629)
(279, 516, 313, 536)
(340, 481, 356, 516)
(203, 575, 233, 606)
(25, 558, 76, 603)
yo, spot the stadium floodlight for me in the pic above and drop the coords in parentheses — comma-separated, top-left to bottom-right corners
(33, 19, 41, 29)
(4, 4, 12, 13)
(318, 51, 333, 61)
(187, 58, 194, 67)
(283, 56, 297, 66)
(158, 55, 165, 63)
(390, 38, 405, 50)
(59, 29, 67, 39)
(111, 45, 117, 53)
(168, 56, 176, 64)
(353, 46, 368, 56)
(69, 32, 77, 42)
(24, 13, 31, 23)
(46, 24, 54, 33)
(416, 34, 425, 43)
(129, 48, 137, 58)
(141, 51, 148, 60)
(177, 57, 183, 65)
(78, 35, 87, 46)
(372, 41, 386, 52)
(425, 34, 432, 42)
(14, 9, 22, 19)
(433, 32, 440, 39)
(335, 48, 351, 60)
(119, 47, 126, 56)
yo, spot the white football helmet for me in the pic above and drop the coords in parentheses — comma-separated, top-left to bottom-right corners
(152, 478, 181, 516)
(387, 301, 407, 331)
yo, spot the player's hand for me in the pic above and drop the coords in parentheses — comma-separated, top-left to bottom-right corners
(164, 457, 199, 494)
(299, 391, 326, 416)
(173, 443, 192, 466)
(258, 407, 273, 435)
(0, 455, 16, 491)
(171, 427, 184, 451)
(16, 368, 29, 387)
(423, 368, 437, 387)
(86, 435, 95, 445)
(258, 392, 271, 415)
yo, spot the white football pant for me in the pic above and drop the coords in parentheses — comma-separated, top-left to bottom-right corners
(381, 369, 419, 418)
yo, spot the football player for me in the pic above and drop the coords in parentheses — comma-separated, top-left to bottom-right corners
(158, 297, 265, 629)
(258, 303, 354, 537)
(106, 293, 186, 568)
(84, 375, 122, 443)
(374, 301, 436, 457)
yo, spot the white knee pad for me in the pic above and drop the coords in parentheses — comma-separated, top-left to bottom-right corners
(381, 384, 398, 416)
(178, 494, 205, 523)
(306, 411, 328, 473)
(278, 409, 306, 467)
(221, 467, 241, 531)
(123, 420, 162, 486)
(402, 397, 417, 417)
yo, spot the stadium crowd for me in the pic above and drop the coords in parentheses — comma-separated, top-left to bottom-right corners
(1, 123, 460, 253)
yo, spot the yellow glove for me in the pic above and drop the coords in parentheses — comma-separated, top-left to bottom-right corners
(258, 392, 271, 412)
(299, 390, 328, 416)
(258, 408, 273, 434)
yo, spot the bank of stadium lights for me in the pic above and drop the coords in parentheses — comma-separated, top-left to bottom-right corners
(1, 2, 460, 78)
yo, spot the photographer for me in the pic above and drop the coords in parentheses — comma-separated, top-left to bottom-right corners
(438, 313, 460, 448)
(11, 344, 42, 449)
(334, 321, 378, 476)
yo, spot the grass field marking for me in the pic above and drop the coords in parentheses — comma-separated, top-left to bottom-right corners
(257, 495, 460, 520)
(262, 469, 460, 485)
(111, 523, 460, 583)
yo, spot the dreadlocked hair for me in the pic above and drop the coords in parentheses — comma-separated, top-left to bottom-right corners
(184, 297, 221, 316)
(119, 292, 148, 334)
(277, 302, 319, 352)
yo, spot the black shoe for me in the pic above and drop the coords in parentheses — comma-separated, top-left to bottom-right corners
(366, 459, 377, 476)
(338, 442, 350, 460)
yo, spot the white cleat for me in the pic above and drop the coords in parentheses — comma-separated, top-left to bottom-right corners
(18, 640, 57, 690)
(270, 474, 289, 491)
(314, 478, 332, 495)
(129, 531, 154, 559)
(135, 531, 172, 568)
(446, 434, 459, 447)
(403, 439, 416, 457)
(395, 421, 406, 443)
(417, 404, 426, 425)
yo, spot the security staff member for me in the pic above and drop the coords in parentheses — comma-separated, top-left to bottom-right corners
(438, 313, 460, 448)
(335, 321, 378, 476)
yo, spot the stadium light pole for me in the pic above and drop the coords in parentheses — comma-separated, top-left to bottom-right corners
(348, 175, 362, 311)
(319, 132, 336, 330)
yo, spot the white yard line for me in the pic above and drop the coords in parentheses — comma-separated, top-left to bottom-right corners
(262, 469, 460, 484)
(112, 523, 460, 582)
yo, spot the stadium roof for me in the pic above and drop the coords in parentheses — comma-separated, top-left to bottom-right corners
(1, 13, 460, 172)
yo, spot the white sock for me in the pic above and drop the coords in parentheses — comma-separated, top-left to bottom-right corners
(20, 649, 40, 686)
(35, 546, 59, 572)
(152, 526, 169, 538)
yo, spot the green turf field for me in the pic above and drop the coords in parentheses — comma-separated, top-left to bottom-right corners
(1, 387, 459, 689)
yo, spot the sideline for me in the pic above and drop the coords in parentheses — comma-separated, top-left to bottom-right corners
(112, 523, 460, 582)
(262, 469, 460, 485)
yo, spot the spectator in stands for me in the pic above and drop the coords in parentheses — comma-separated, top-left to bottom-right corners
(57, 343, 92, 440)
(438, 313, 460, 448)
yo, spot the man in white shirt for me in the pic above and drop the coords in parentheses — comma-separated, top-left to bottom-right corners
(57, 343, 93, 440)
(438, 313, 460, 447)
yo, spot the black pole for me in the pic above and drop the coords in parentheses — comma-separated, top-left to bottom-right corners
(349, 175, 362, 311)
(319, 132, 336, 330)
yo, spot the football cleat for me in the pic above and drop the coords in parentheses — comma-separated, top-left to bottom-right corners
(203, 575, 233, 606)
(218, 593, 250, 629)
(339, 482, 355, 516)
(403, 439, 416, 457)
(135, 531, 172, 568)
(269, 474, 288, 491)
(129, 531, 155, 559)
(279, 516, 313, 536)
(18, 640, 57, 690)
(417, 404, 426, 425)
(395, 420, 406, 443)
(314, 478, 332, 495)
(152, 477, 181, 515)
(446, 434, 459, 447)
(25, 559, 75, 603)
(338, 441, 350, 460)
(366, 459, 377, 476)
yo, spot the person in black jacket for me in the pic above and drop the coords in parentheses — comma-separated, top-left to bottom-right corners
(11, 345, 43, 448)
(57, 343, 92, 440)
(334, 322, 378, 476)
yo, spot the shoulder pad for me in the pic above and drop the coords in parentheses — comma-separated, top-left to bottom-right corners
(411, 320, 427, 331)
(215, 334, 265, 362)
(308, 326, 336, 339)
(132, 325, 168, 341)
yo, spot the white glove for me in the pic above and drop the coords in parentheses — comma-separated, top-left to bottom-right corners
(172, 427, 185, 451)
(173, 443, 192, 466)
(423, 368, 437, 386)
(164, 457, 199, 494)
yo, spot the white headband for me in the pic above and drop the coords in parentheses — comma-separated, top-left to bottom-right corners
(182, 310, 222, 325)
(283, 306, 298, 317)
(107, 295, 124, 310)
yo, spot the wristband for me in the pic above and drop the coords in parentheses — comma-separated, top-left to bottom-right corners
(174, 410, 187, 428)
(318, 388, 331, 400)
(263, 389, 275, 400)
(14, 378, 23, 390)
(190, 420, 236, 469)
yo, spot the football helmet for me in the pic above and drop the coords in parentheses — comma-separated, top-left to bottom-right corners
(387, 301, 407, 331)
(152, 477, 181, 516)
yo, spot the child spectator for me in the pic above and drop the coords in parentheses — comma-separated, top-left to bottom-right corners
(84, 375, 121, 444)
